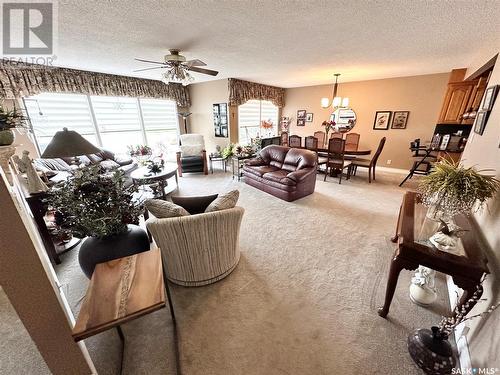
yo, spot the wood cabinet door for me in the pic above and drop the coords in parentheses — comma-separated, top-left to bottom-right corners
(438, 82, 475, 124)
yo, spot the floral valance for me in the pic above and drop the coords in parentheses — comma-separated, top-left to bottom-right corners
(228, 78, 285, 107)
(0, 62, 190, 107)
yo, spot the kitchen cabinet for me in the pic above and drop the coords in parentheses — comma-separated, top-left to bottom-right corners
(437, 80, 477, 124)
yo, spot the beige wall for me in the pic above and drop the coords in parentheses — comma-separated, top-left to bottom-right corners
(282, 73, 450, 170)
(188, 79, 232, 153)
(460, 49, 500, 368)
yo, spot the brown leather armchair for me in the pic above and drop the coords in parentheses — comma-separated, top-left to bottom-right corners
(243, 145, 317, 201)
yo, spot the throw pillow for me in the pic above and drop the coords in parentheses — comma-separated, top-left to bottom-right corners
(145, 199, 190, 219)
(180, 144, 203, 157)
(205, 190, 239, 213)
(171, 194, 218, 214)
(99, 159, 121, 170)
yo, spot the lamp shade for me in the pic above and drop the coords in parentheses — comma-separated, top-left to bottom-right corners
(41, 128, 101, 158)
(321, 97, 330, 108)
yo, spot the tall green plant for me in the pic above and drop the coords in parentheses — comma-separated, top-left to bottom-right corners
(48, 165, 143, 238)
(419, 159, 500, 217)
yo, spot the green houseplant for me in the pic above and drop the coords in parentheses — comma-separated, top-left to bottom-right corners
(0, 105, 27, 146)
(419, 159, 499, 218)
(48, 165, 149, 277)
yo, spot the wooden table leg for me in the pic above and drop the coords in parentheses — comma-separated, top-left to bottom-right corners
(378, 257, 410, 318)
(116, 325, 125, 375)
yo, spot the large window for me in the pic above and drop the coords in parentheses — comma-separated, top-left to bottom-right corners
(238, 100, 279, 145)
(24, 93, 179, 154)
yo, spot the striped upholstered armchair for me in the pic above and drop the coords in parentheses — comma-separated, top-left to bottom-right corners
(146, 207, 244, 286)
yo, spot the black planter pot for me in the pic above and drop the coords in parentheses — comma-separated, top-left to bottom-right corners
(78, 224, 150, 278)
(408, 327, 456, 374)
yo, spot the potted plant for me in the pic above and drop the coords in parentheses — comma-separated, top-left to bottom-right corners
(48, 165, 149, 278)
(0, 105, 27, 146)
(418, 159, 499, 250)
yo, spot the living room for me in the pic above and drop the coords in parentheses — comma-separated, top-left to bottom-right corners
(1, 2, 500, 375)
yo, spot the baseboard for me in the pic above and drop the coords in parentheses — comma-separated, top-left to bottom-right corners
(374, 166, 409, 175)
(446, 275, 472, 370)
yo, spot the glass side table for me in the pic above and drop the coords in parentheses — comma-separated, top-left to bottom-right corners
(231, 154, 254, 181)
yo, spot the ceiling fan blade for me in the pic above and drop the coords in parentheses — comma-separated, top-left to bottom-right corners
(184, 59, 207, 67)
(133, 66, 168, 72)
(187, 66, 219, 76)
(134, 58, 166, 65)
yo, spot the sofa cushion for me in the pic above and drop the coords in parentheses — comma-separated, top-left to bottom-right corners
(243, 165, 279, 178)
(258, 145, 288, 169)
(145, 199, 190, 218)
(205, 190, 239, 213)
(180, 144, 203, 157)
(262, 170, 290, 183)
(87, 153, 104, 164)
(282, 148, 317, 172)
(245, 173, 297, 192)
(99, 159, 121, 170)
(171, 194, 218, 214)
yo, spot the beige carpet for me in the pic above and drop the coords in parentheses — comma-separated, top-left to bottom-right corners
(1, 170, 450, 374)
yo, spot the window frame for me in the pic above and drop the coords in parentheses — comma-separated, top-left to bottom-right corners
(237, 99, 279, 145)
(23, 93, 180, 155)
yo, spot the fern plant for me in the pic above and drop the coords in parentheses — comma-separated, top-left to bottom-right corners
(419, 159, 500, 217)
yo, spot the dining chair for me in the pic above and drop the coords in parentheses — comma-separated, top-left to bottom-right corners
(345, 133, 360, 152)
(304, 136, 318, 151)
(313, 131, 325, 148)
(324, 137, 351, 184)
(349, 137, 386, 183)
(280, 132, 289, 147)
(330, 132, 343, 139)
(289, 135, 302, 148)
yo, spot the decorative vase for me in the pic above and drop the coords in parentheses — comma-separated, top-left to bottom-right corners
(0, 129, 14, 146)
(78, 224, 150, 278)
(408, 327, 456, 374)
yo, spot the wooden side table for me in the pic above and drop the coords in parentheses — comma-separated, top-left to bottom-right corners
(378, 191, 489, 318)
(72, 248, 178, 373)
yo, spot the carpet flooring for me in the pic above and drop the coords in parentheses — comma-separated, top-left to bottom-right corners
(1, 170, 450, 374)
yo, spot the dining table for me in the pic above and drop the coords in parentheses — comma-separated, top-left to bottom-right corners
(298, 147, 372, 177)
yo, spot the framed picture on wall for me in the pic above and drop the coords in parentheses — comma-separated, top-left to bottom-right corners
(391, 111, 409, 129)
(297, 118, 305, 126)
(481, 85, 499, 111)
(373, 111, 391, 130)
(297, 110, 306, 119)
(474, 110, 488, 135)
(305, 113, 313, 122)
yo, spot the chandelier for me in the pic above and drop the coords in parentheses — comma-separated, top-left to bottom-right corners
(162, 65, 195, 86)
(321, 73, 349, 109)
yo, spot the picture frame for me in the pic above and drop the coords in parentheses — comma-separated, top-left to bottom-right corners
(297, 110, 306, 119)
(474, 110, 488, 135)
(481, 85, 499, 111)
(297, 118, 305, 127)
(391, 111, 409, 129)
(373, 111, 391, 130)
(305, 113, 313, 122)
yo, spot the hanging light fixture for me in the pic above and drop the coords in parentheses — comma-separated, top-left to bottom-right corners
(321, 73, 349, 109)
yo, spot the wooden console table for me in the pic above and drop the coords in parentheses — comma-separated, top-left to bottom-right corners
(378, 191, 489, 318)
(72, 248, 178, 374)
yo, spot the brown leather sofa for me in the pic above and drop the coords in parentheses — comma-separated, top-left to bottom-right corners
(243, 145, 317, 201)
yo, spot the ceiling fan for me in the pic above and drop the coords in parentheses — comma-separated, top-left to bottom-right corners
(134, 49, 218, 85)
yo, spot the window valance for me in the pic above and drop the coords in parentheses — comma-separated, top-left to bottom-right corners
(0, 62, 191, 107)
(228, 78, 285, 108)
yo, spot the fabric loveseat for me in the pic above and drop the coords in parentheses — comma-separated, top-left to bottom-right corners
(243, 145, 317, 201)
(33, 149, 138, 185)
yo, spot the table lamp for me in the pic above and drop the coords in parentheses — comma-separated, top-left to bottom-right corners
(41, 127, 100, 163)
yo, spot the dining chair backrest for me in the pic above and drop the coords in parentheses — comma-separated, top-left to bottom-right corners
(304, 136, 318, 151)
(313, 131, 325, 147)
(330, 132, 343, 139)
(371, 137, 386, 166)
(261, 136, 280, 149)
(281, 132, 288, 146)
(327, 137, 346, 169)
(345, 132, 360, 152)
(289, 135, 302, 148)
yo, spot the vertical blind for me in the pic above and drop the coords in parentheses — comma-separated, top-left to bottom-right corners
(237, 99, 278, 145)
(24, 93, 179, 154)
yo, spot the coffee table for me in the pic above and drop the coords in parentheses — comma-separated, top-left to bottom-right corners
(131, 163, 178, 200)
